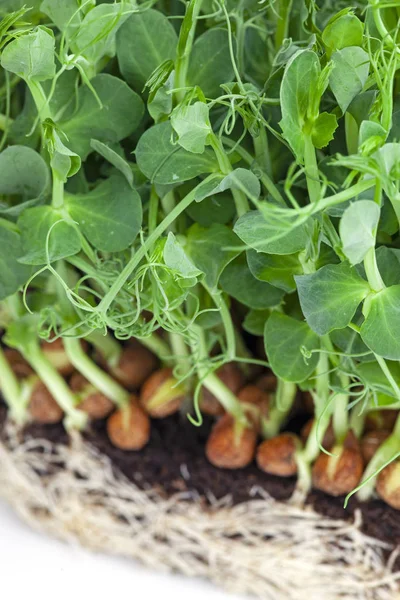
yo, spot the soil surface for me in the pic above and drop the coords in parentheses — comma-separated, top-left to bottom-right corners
(1, 401, 399, 552)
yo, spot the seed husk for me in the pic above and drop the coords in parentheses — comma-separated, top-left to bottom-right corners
(107, 396, 151, 450)
(107, 343, 158, 390)
(361, 430, 391, 465)
(4, 348, 33, 378)
(312, 431, 364, 497)
(140, 367, 184, 418)
(29, 380, 64, 424)
(256, 433, 300, 477)
(70, 373, 114, 420)
(376, 460, 400, 510)
(205, 414, 257, 469)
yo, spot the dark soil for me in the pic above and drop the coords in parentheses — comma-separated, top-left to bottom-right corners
(1, 401, 399, 553)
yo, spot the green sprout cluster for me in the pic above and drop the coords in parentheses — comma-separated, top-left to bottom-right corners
(0, 0, 400, 507)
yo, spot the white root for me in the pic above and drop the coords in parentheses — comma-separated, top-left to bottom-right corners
(0, 420, 399, 600)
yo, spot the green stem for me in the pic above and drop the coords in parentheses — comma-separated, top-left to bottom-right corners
(97, 174, 216, 316)
(193, 326, 247, 424)
(345, 113, 359, 156)
(22, 343, 87, 430)
(160, 190, 176, 232)
(63, 337, 129, 407)
(253, 127, 272, 177)
(0, 346, 26, 424)
(174, 0, 204, 103)
(363, 247, 385, 292)
(27, 80, 52, 121)
(139, 333, 172, 363)
(332, 375, 349, 444)
(275, 0, 293, 51)
(209, 134, 249, 216)
(52, 170, 64, 209)
(304, 135, 321, 204)
(355, 414, 400, 502)
(87, 330, 122, 368)
(261, 380, 297, 438)
(203, 283, 236, 361)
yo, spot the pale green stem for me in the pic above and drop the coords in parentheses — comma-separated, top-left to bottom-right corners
(209, 134, 249, 216)
(0, 346, 27, 424)
(63, 337, 129, 407)
(261, 380, 297, 438)
(363, 247, 385, 292)
(304, 135, 321, 204)
(174, 0, 204, 102)
(22, 343, 87, 430)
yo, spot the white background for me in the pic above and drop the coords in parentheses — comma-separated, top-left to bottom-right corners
(0, 499, 247, 600)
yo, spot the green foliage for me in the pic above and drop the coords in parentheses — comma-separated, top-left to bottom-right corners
(295, 263, 370, 335)
(60, 74, 144, 160)
(264, 313, 320, 382)
(135, 122, 218, 184)
(117, 9, 178, 91)
(65, 176, 142, 252)
(1, 0, 400, 494)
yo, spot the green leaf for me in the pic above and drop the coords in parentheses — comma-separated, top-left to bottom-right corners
(187, 192, 235, 226)
(360, 285, 400, 359)
(358, 120, 387, 153)
(59, 74, 144, 160)
(220, 255, 284, 309)
(90, 139, 133, 187)
(234, 210, 310, 255)
(311, 112, 338, 148)
(339, 200, 380, 265)
(194, 168, 260, 202)
(1, 26, 55, 81)
(356, 360, 400, 398)
(66, 176, 142, 252)
(322, 9, 364, 58)
(243, 309, 270, 336)
(185, 223, 240, 289)
(0, 146, 50, 216)
(187, 28, 234, 98)
(171, 102, 212, 154)
(0, 224, 32, 300)
(43, 122, 81, 182)
(295, 262, 370, 335)
(163, 233, 202, 279)
(18, 206, 81, 265)
(135, 122, 218, 184)
(72, 3, 130, 65)
(330, 47, 369, 113)
(40, 0, 82, 33)
(264, 313, 320, 383)
(247, 249, 302, 292)
(376, 247, 400, 287)
(117, 9, 178, 91)
(279, 49, 321, 161)
(330, 326, 372, 363)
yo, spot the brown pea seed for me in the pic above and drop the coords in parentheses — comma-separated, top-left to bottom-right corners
(256, 433, 299, 477)
(29, 381, 64, 424)
(108, 344, 158, 390)
(70, 373, 114, 420)
(312, 431, 364, 497)
(140, 367, 184, 418)
(3, 348, 33, 378)
(376, 460, 400, 510)
(365, 410, 398, 432)
(361, 430, 391, 465)
(107, 396, 150, 450)
(205, 414, 257, 469)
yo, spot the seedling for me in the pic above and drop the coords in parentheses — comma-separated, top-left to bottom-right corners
(0, 0, 399, 516)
